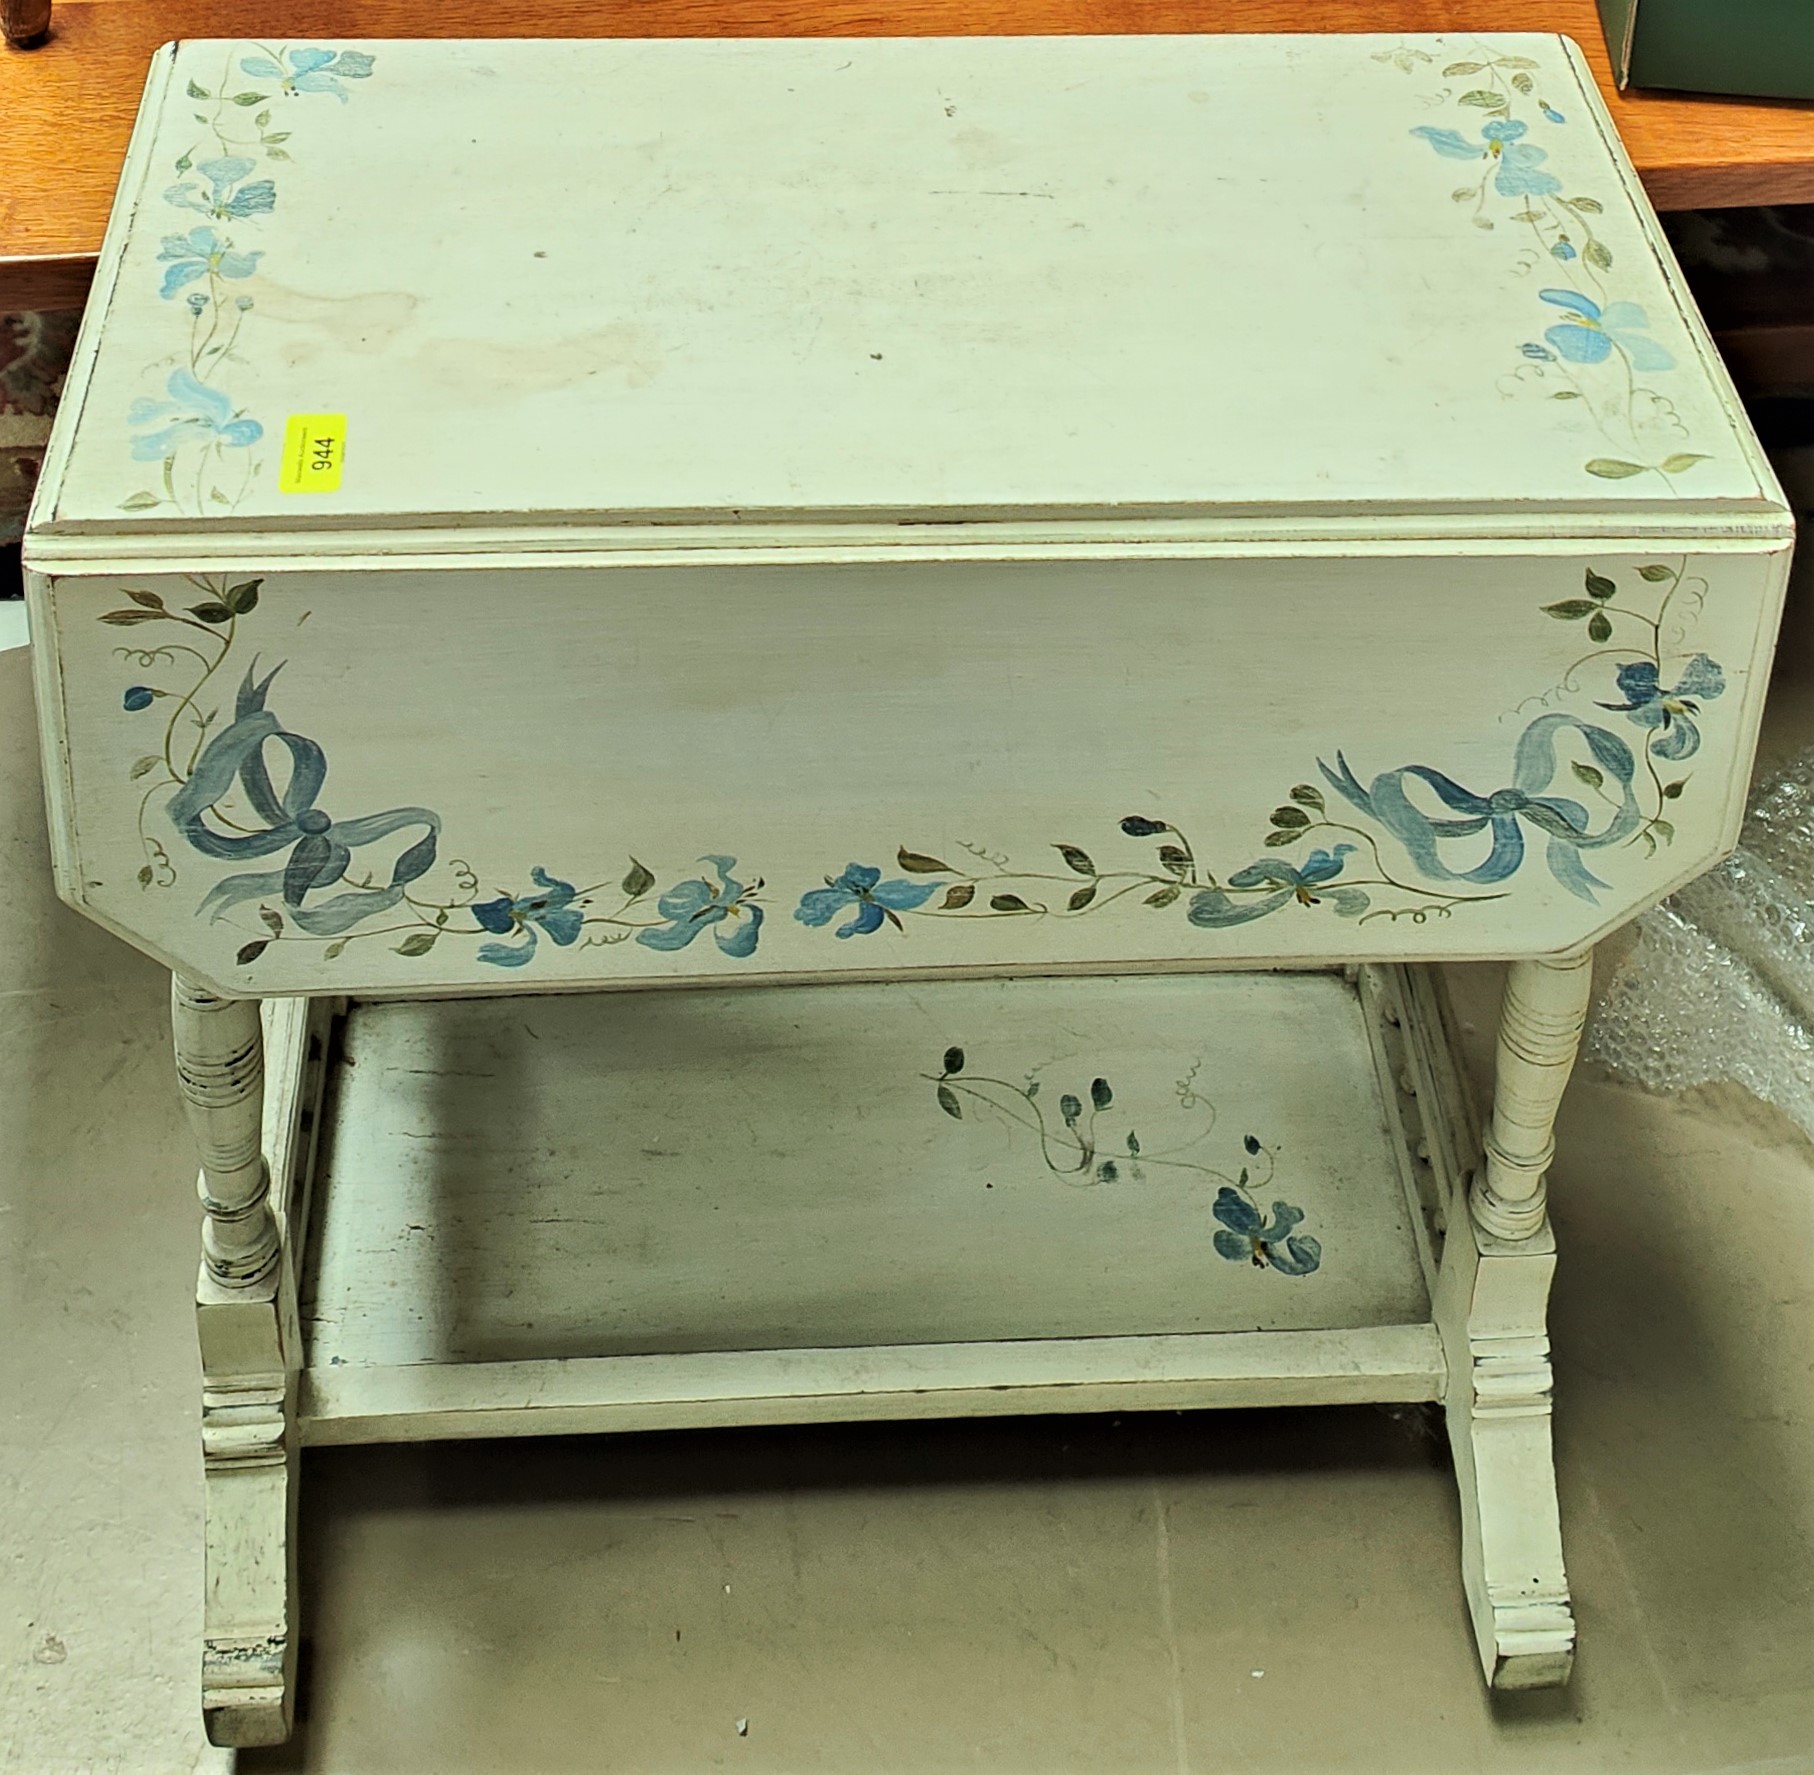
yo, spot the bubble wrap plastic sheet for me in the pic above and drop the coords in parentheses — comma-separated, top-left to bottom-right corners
(1585, 750, 1814, 1139)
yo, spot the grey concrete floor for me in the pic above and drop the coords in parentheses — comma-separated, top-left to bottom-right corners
(3, 626, 1811, 1774)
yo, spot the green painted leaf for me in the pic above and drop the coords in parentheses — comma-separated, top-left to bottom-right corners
(621, 858, 656, 898)
(1458, 89, 1505, 107)
(1652, 819, 1675, 844)
(1269, 805, 1310, 830)
(137, 865, 154, 887)
(943, 1046, 965, 1076)
(173, 155, 192, 174)
(1571, 761, 1604, 790)
(232, 91, 268, 105)
(1090, 1077, 1112, 1112)
(395, 931, 438, 957)
(1096, 1160, 1119, 1184)
(1025, 1080, 1040, 1099)
(1145, 884, 1181, 908)
(1568, 195, 1604, 212)
(119, 491, 161, 511)
(255, 109, 271, 126)
(1585, 570, 1617, 600)
(1659, 453, 1710, 474)
(262, 131, 291, 144)
(129, 755, 162, 780)
(1451, 186, 1478, 202)
(324, 939, 348, 960)
(267, 148, 292, 161)
(1512, 71, 1534, 93)
(259, 907, 284, 938)
(1497, 55, 1539, 68)
(1059, 1093, 1083, 1126)
(187, 80, 211, 98)
(1542, 599, 1595, 619)
(1637, 563, 1675, 582)
(1550, 391, 1582, 400)
(210, 489, 230, 505)
(1067, 883, 1097, 912)
(1583, 238, 1614, 271)
(989, 893, 1033, 913)
(225, 578, 262, 614)
(1471, 216, 1496, 231)
(1585, 459, 1648, 479)
(940, 883, 975, 910)
(1055, 843, 1096, 876)
(99, 609, 166, 625)
(1662, 780, 1685, 800)
(435, 909, 449, 926)
(1441, 60, 1485, 74)
(1640, 828, 1657, 857)
(1126, 1131, 1141, 1156)
(937, 1083, 962, 1120)
(188, 602, 234, 624)
(1264, 830, 1300, 848)
(1290, 784, 1324, 812)
(235, 940, 268, 966)
(124, 588, 165, 609)
(1158, 844, 1190, 877)
(897, 848, 950, 873)
(1587, 612, 1612, 643)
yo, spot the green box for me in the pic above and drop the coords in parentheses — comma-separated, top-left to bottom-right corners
(1598, 0, 1814, 102)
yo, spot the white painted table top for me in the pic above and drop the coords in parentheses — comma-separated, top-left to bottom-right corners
(23, 33, 1792, 997)
(33, 33, 1780, 539)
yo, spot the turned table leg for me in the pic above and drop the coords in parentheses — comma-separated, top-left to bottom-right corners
(173, 976, 300, 1747)
(1436, 951, 1592, 1691)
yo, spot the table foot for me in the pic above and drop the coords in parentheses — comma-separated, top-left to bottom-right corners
(198, 1261, 300, 1746)
(1435, 1209, 1575, 1690)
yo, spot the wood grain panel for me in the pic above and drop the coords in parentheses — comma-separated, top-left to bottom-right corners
(7, 0, 1814, 313)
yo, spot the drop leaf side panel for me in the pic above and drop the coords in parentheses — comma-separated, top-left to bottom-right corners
(44, 547, 1783, 995)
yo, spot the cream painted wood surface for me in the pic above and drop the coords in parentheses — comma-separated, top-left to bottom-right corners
(26, 35, 1785, 533)
(300, 973, 1429, 1365)
(28, 541, 1791, 997)
(20, 30, 1795, 1739)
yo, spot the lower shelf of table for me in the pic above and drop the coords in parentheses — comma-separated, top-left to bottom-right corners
(293, 967, 1457, 1445)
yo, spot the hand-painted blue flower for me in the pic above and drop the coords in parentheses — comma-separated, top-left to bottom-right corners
(1539, 289, 1674, 372)
(123, 686, 156, 711)
(1186, 846, 1369, 929)
(471, 867, 585, 968)
(163, 156, 276, 222)
(128, 368, 262, 460)
(1597, 655, 1725, 761)
(239, 47, 376, 102)
(157, 226, 263, 300)
(795, 863, 938, 937)
(1550, 239, 1577, 261)
(637, 857, 764, 957)
(1410, 118, 1561, 197)
(1211, 1190, 1322, 1276)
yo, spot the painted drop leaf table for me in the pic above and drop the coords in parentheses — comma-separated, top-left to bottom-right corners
(24, 32, 1792, 1745)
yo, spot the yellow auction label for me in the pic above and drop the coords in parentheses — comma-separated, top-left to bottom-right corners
(279, 413, 346, 494)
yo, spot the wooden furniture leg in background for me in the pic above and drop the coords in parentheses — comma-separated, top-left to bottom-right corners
(1437, 950, 1593, 1690)
(173, 976, 298, 1748)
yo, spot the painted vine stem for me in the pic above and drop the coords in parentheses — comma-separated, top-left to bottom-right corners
(1382, 39, 1708, 487)
(102, 561, 1724, 970)
(928, 1046, 1322, 1275)
(124, 42, 375, 516)
(799, 561, 1725, 943)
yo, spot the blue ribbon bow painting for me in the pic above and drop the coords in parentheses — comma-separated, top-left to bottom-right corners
(167, 662, 442, 934)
